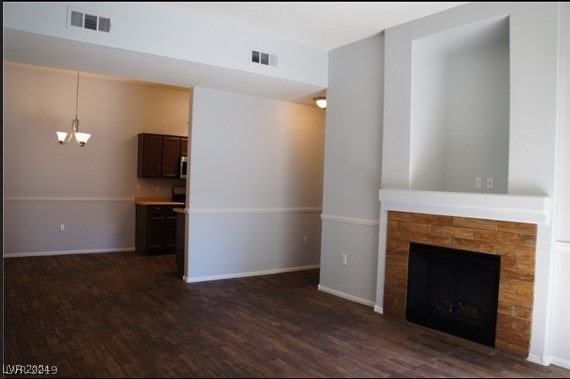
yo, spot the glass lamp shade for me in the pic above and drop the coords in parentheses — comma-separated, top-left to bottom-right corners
(75, 132, 91, 147)
(56, 131, 68, 144)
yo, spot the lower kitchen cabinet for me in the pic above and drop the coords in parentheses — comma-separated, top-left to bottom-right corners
(135, 205, 181, 255)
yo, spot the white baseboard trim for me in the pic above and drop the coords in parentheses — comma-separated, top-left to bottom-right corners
(184, 264, 320, 283)
(374, 305, 384, 314)
(528, 354, 570, 369)
(528, 353, 548, 366)
(549, 356, 570, 370)
(317, 285, 375, 307)
(3, 247, 135, 258)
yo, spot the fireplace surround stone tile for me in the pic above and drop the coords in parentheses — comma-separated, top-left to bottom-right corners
(384, 211, 537, 356)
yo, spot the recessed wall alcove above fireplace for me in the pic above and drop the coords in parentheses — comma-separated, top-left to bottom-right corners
(376, 189, 549, 357)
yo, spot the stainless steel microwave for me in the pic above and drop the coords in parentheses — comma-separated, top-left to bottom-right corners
(179, 156, 188, 179)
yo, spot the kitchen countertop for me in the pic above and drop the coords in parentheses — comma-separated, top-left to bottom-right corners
(134, 197, 185, 207)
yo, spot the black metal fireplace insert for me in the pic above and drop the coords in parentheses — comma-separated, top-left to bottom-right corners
(406, 242, 501, 347)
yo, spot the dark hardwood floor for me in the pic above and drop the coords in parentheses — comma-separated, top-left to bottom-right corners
(4, 252, 570, 378)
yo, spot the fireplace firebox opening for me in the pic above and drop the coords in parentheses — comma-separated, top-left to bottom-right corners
(406, 242, 501, 347)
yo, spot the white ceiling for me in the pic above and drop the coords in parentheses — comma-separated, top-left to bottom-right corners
(162, 2, 466, 50)
(4, 2, 466, 103)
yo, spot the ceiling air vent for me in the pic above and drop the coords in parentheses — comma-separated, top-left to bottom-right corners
(68, 8, 111, 33)
(251, 49, 278, 67)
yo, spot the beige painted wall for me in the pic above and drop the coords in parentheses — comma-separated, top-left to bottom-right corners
(3, 62, 190, 254)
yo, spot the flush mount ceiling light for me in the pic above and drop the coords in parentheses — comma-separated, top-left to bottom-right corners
(57, 72, 91, 147)
(313, 96, 327, 109)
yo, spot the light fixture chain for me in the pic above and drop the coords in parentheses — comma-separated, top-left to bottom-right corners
(57, 70, 91, 146)
(75, 72, 80, 119)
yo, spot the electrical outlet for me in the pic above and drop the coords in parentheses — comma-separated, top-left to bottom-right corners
(341, 253, 347, 265)
(303, 235, 309, 245)
(60, 224, 65, 232)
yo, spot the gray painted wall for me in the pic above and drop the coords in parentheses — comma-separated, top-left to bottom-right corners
(186, 87, 325, 280)
(319, 34, 384, 303)
(550, 2, 570, 366)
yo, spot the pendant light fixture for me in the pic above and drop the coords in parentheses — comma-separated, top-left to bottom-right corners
(57, 72, 91, 147)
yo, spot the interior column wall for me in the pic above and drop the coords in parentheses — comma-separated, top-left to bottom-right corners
(186, 87, 325, 281)
(318, 34, 384, 304)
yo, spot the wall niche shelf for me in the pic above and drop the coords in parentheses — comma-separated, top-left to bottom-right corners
(410, 16, 510, 194)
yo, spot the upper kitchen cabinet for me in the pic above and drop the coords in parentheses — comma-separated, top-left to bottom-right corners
(137, 133, 187, 178)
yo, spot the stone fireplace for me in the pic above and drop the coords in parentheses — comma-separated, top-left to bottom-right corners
(376, 189, 550, 358)
(384, 210, 536, 355)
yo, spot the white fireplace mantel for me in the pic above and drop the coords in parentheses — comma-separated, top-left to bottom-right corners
(379, 189, 551, 225)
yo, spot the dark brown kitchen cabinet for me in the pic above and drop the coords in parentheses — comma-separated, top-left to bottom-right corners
(135, 205, 181, 255)
(137, 133, 187, 178)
